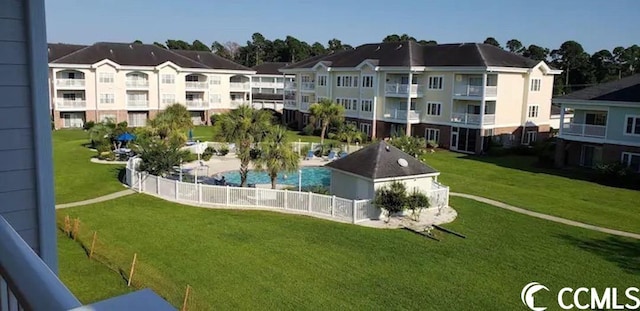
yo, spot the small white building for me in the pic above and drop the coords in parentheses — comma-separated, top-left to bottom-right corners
(326, 141, 441, 200)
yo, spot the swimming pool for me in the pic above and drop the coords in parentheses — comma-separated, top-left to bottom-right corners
(221, 166, 330, 188)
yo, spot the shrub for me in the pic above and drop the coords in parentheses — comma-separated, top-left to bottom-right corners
(301, 124, 315, 136)
(373, 182, 408, 221)
(218, 146, 229, 156)
(388, 135, 427, 158)
(305, 186, 330, 194)
(210, 114, 221, 126)
(98, 151, 115, 161)
(201, 147, 215, 161)
(511, 145, 536, 156)
(182, 152, 198, 163)
(427, 140, 439, 149)
(406, 190, 430, 221)
(82, 121, 96, 131)
(534, 138, 557, 167)
(300, 145, 311, 158)
(594, 162, 637, 187)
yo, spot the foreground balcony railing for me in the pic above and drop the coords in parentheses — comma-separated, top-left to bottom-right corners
(453, 85, 497, 97)
(185, 100, 209, 109)
(300, 82, 315, 90)
(451, 113, 496, 125)
(561, 123, 607, 138)
(56, 79, 85, 88)
(127, 100, 149, 108)
(185, 81, 208, 90)
(385, 84, 421, 96)
(383, 109, 420, 122)
(56, 99, 86, 110)
(126, 80, 149, 88)
(230, 82, 250, 90)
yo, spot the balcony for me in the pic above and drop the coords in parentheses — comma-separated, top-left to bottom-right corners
(451, 113, 496, 125)
(230, 82, 250, 91)
(56, 79, 85, 88)
(383, 109, 420, 123)
(126, 80, 149, 88)
(453, 85, 497, 98)
(230, 99, 249, 108)
(56, 99, 86, 110)
(185, 100, 209, 109)
(385, 84, 422, 97)
(284, 82, 297, 90)
(561, 123, 607, 138)
(300, 102, 310, 111)
(300, 82, 315, 91)
(127, 100, 149, 109)
(185, 81, 208, 90)
(284, 100, 297, 109)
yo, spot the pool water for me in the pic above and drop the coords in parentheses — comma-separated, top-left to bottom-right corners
(222, 167, 330, 188)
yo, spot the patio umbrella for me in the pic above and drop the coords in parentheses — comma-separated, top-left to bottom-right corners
(188, 128, 194, 142)
(116, 132, 136, 142)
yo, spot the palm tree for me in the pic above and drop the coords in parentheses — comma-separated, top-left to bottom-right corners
(217, 105, 272, 187)
(309, 98, 344, 146)
(335, 123, 365, 151)
(88, 118, 116, 149)
(148, 103, 193, 143)
(254, 126, 299, 189)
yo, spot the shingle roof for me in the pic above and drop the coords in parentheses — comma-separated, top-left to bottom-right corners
(252, 62, 290, 75)
(282, 41, 540, 70)
(171, 50, 252, 71)
(325, 141, 438, 180)
(554, 74, 640, 103)
(48, 43, 87, 62)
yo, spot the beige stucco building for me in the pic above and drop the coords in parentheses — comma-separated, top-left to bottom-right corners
(281, 41, 562, 154)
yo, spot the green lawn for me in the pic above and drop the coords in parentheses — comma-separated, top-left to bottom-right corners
(423, 151, 640, 234)
(58, 194, 640, 309)
(52, 130, 125, 204)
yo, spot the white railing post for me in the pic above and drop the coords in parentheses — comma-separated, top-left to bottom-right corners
(175, 180, 179, 200)
(331, 195, 336, 217)
(198, 183, 202, 203)
(225, 185, 230, 206)
(255, 187, 259, 207)
(138, 172, 142, 193)
(284, 189, 288, 209)
(307, 191, 312, 212)
(352, 200, 357, 224)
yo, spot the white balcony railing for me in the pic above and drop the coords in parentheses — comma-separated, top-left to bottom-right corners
(284, 100, 297, 108)
(126, 100, 149, 108)
(300, 102, 310, 111)
(56, 79, 85, 88)
(300, 82, 315, 90)
(255, 82, 282, 88)
(451, 113, 496, 125)
(56, 99, 86, 109)
(385, 84, 421, 96)
(185, 100, 209, 109)
(185, 81, 208, 90)
(230, 82, 250, 90)
(125, 80, 149, 88)
(284, 82, 297, 89)
(453, 85, 497, 97)
(384, 109, 420, 122)
(561, 123, 607, 138)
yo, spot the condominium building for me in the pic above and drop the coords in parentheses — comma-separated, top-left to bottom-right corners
(250, 62, 294, 111)
(280, 41, 561, 154)
(47, 42, 255, 128)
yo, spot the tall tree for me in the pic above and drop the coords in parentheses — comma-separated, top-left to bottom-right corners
(191, 40, 211, 52)
(147, 104, 193, 143)
(133, 40, 143, 44)
(153, 42, 167, 49)
(506, 39, 524, 54)
(251, 32, 268, 65)
(591, 50, 615, 82)
(211, 41, 232, 59)
(327, 38, 345, 52)
(383, 34, 416, 42)
(523, 44, 549, 61)
(417, 40, 437, 46)
(309, 98, 345, 146)
(310, 42, 326, 57)
(551, 40, 594, 91)
(335, 123, 365, 151)
(483, 37, 501, 48)
(216, 105, 272, 187)
(253, 126, 299, 189)
(165, 39, 191, 50)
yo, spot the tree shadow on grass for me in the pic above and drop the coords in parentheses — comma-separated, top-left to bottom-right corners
(114, 167, 126, 183)
(556, 234, 640, 275)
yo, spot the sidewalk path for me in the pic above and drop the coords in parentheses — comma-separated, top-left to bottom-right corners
(451, 192, 640, 240)
(55, 189, 135, 209)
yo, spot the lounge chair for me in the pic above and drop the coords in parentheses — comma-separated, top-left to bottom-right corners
(304, 150, 315, 160)
(325, 150, 336, 162)
(338, 151, 348, 158)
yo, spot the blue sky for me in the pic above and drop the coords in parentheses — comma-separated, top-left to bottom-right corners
(45, 0, 639, 54)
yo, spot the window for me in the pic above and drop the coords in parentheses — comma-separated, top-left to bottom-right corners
(625, 115, 640, 135)
(98, 73, 114, 83)
(581, 145, 602, 168)
(161, 74, 175, 84)
(621, 152, 640, 172)
(586, 112, 607, 126)
(426, 102, 442, 116)
(336, 75, 358, 87)
(302, 114, 309, 125)
(428, 76, 443, 90)
(209, 76, 221, 85)
(317, 75, 327, 86)
(99, 94, 114, 104)
(99, 114, 116, 123)
(362, 75, 374, 88)
(336, 98, 358, 111)
(161, 94, 175, 104)
(360, 123, 371, 136)
(523, 131, 537, 145)
(209, 94, 221, 104)
(301, 95, 310, 103)
(425, 128, 440, 143)
(530, 79, 541, 92)
(128, 112, 148, 127)
(361, 99, 373, 112)
(301, 75, 312, 83)
(528, 105, 539, 118)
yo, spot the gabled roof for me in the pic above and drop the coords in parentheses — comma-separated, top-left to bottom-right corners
(554, 74, 640, 103)
(252, 62, 290, 75)
(325, 141, 438, 180)
(48, 43, 87, 62)
(51, 42, 209, 68)
(172, 50, 252, 71)
(282, 41, 541, 70)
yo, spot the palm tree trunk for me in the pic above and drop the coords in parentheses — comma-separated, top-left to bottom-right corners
(240, 159, 249, 187)
(320, 121, 328, 146)
(271, 173, 277, 189)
